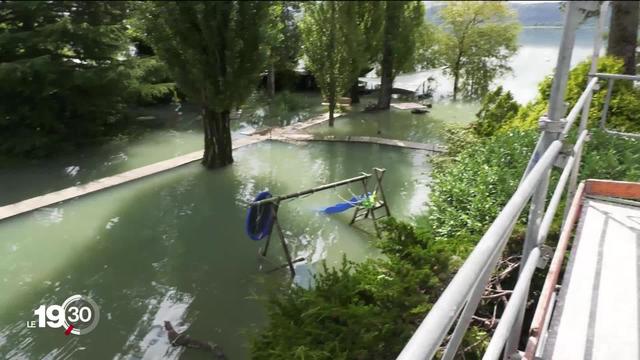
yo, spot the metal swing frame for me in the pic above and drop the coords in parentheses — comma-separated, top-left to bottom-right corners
(250, 167, 391, 276)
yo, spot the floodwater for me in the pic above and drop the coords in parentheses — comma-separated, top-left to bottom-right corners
(0, 26, 599, 360)
(502, 26, 599, 103)
(0, 141, 431, 359)
(0, 92, 324, 207)
(307, 101, 479, 144)
(362, 27, 599, 105)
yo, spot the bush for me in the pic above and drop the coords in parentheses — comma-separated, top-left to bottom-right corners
(472, 86, 519, 137)
(502, 56, 640, 133)
(252, 59, 640, 358)
(252, 220, 452, 360)
(426, 130, 537, 249)
(128, 56, 177, 105)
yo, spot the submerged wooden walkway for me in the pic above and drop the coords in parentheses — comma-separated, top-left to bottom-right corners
(0, 111, 446, 221)
(273, 133, 446, 153)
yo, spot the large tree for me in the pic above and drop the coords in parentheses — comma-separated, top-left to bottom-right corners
(607, 1, 639, 75)
(264, 1, 301, 97)
(0, 1, 131, 157)
(144, 2, 268, 168)
(376, 1, 425, 110)
(349, 2, 384, 104)
(438, 1, 519, 101)
(300, 1, 363, 126)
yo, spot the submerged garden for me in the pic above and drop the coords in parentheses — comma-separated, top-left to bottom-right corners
(1, 1, 640, 359)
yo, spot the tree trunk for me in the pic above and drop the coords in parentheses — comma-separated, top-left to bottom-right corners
(452, 70, 460, 101)
(267, 63, 276, 97)
(377, 41, 394, 109)
(350, 81, 360, 104)
(608, 1, 639, 75)
(452, 51, 463, 101)
(329, 99, 335, 127)
(377, 3, 396, 110)
(202, 108, 233, 169)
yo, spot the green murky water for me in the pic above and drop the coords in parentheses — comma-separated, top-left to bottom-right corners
(0, 92, 324, 207)
(308, 101, 479, 144)
(0, 25, 589, 360)
(0, 141, 431, 359)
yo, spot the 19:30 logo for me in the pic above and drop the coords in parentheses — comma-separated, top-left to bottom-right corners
(28, 295, 100, 335)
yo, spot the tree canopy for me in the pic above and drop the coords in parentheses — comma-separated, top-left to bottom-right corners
(376, 1, 426, 109)
(300, 1, 363, 125)
(142, 1, 268, 168)
(0, 1, 131, 157)
(437, 1, 520, 101)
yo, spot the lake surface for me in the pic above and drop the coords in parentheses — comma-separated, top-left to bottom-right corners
(502, 26, 599, 103)
(0, 141, 431, 359)
(376, 26, 599, 104)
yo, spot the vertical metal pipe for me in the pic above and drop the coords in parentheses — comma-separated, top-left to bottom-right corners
(547, 2, 584, 121)
(564, 1, 608, 222)
(441, 221, 517, 360)
(504, 2, 585, 357)
(600, 78, 614, 128)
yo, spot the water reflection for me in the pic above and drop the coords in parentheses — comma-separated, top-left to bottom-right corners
(114, 287, 193, 360)
(0, 141, 431, 359)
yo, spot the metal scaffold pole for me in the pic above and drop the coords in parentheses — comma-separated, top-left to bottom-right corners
(505, 2, 599, 358)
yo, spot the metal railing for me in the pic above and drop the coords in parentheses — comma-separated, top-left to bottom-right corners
(395, 2, 640, 359)
(594, 72, 640, 140)
(397, 86, 592, 360)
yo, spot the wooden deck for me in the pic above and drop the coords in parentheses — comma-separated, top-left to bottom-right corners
(537, 180, 640, 359)
(390, 102, 428, 111)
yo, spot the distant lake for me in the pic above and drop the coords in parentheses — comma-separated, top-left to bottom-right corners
(382, 26, 601, 105)
(501, 26, 599, 103)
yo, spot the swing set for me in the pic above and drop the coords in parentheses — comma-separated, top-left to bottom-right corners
(245, 168, 391, 276)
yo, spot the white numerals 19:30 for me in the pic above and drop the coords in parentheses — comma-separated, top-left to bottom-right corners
(33, 305, 92, 328)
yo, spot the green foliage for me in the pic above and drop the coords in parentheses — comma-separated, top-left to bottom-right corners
(503, 56, 640, 133)
(300, 2, 363, 120)
(437, 1, 520, 100)
(472, 86, 520, 137)
(354, 2, 385, 67)
(382, 1, 428, 76)
(581, 129, 640, 181)
(128, 57, 176, 105)
(126, 1, 176, 106)
(143, 2, 268, 112)
(0, 1, 132, 157)
(265, 2, 301, 73)
(252, 220, 452, 360)
(427, 130, 537, 247)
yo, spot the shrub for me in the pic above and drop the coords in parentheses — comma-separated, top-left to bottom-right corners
(472, 86, 519, 137)
(501, 56, 640, 133)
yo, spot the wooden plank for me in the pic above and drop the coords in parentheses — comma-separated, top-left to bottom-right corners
(390, 102, 428, 110)
(0, 135, 266, 221)
(0, 111, 343, 221)
(585, 179, 640, 199)
(544, 198, 640, 359)
(524, 182, 585, 359)
(275, 133, 447, 152)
